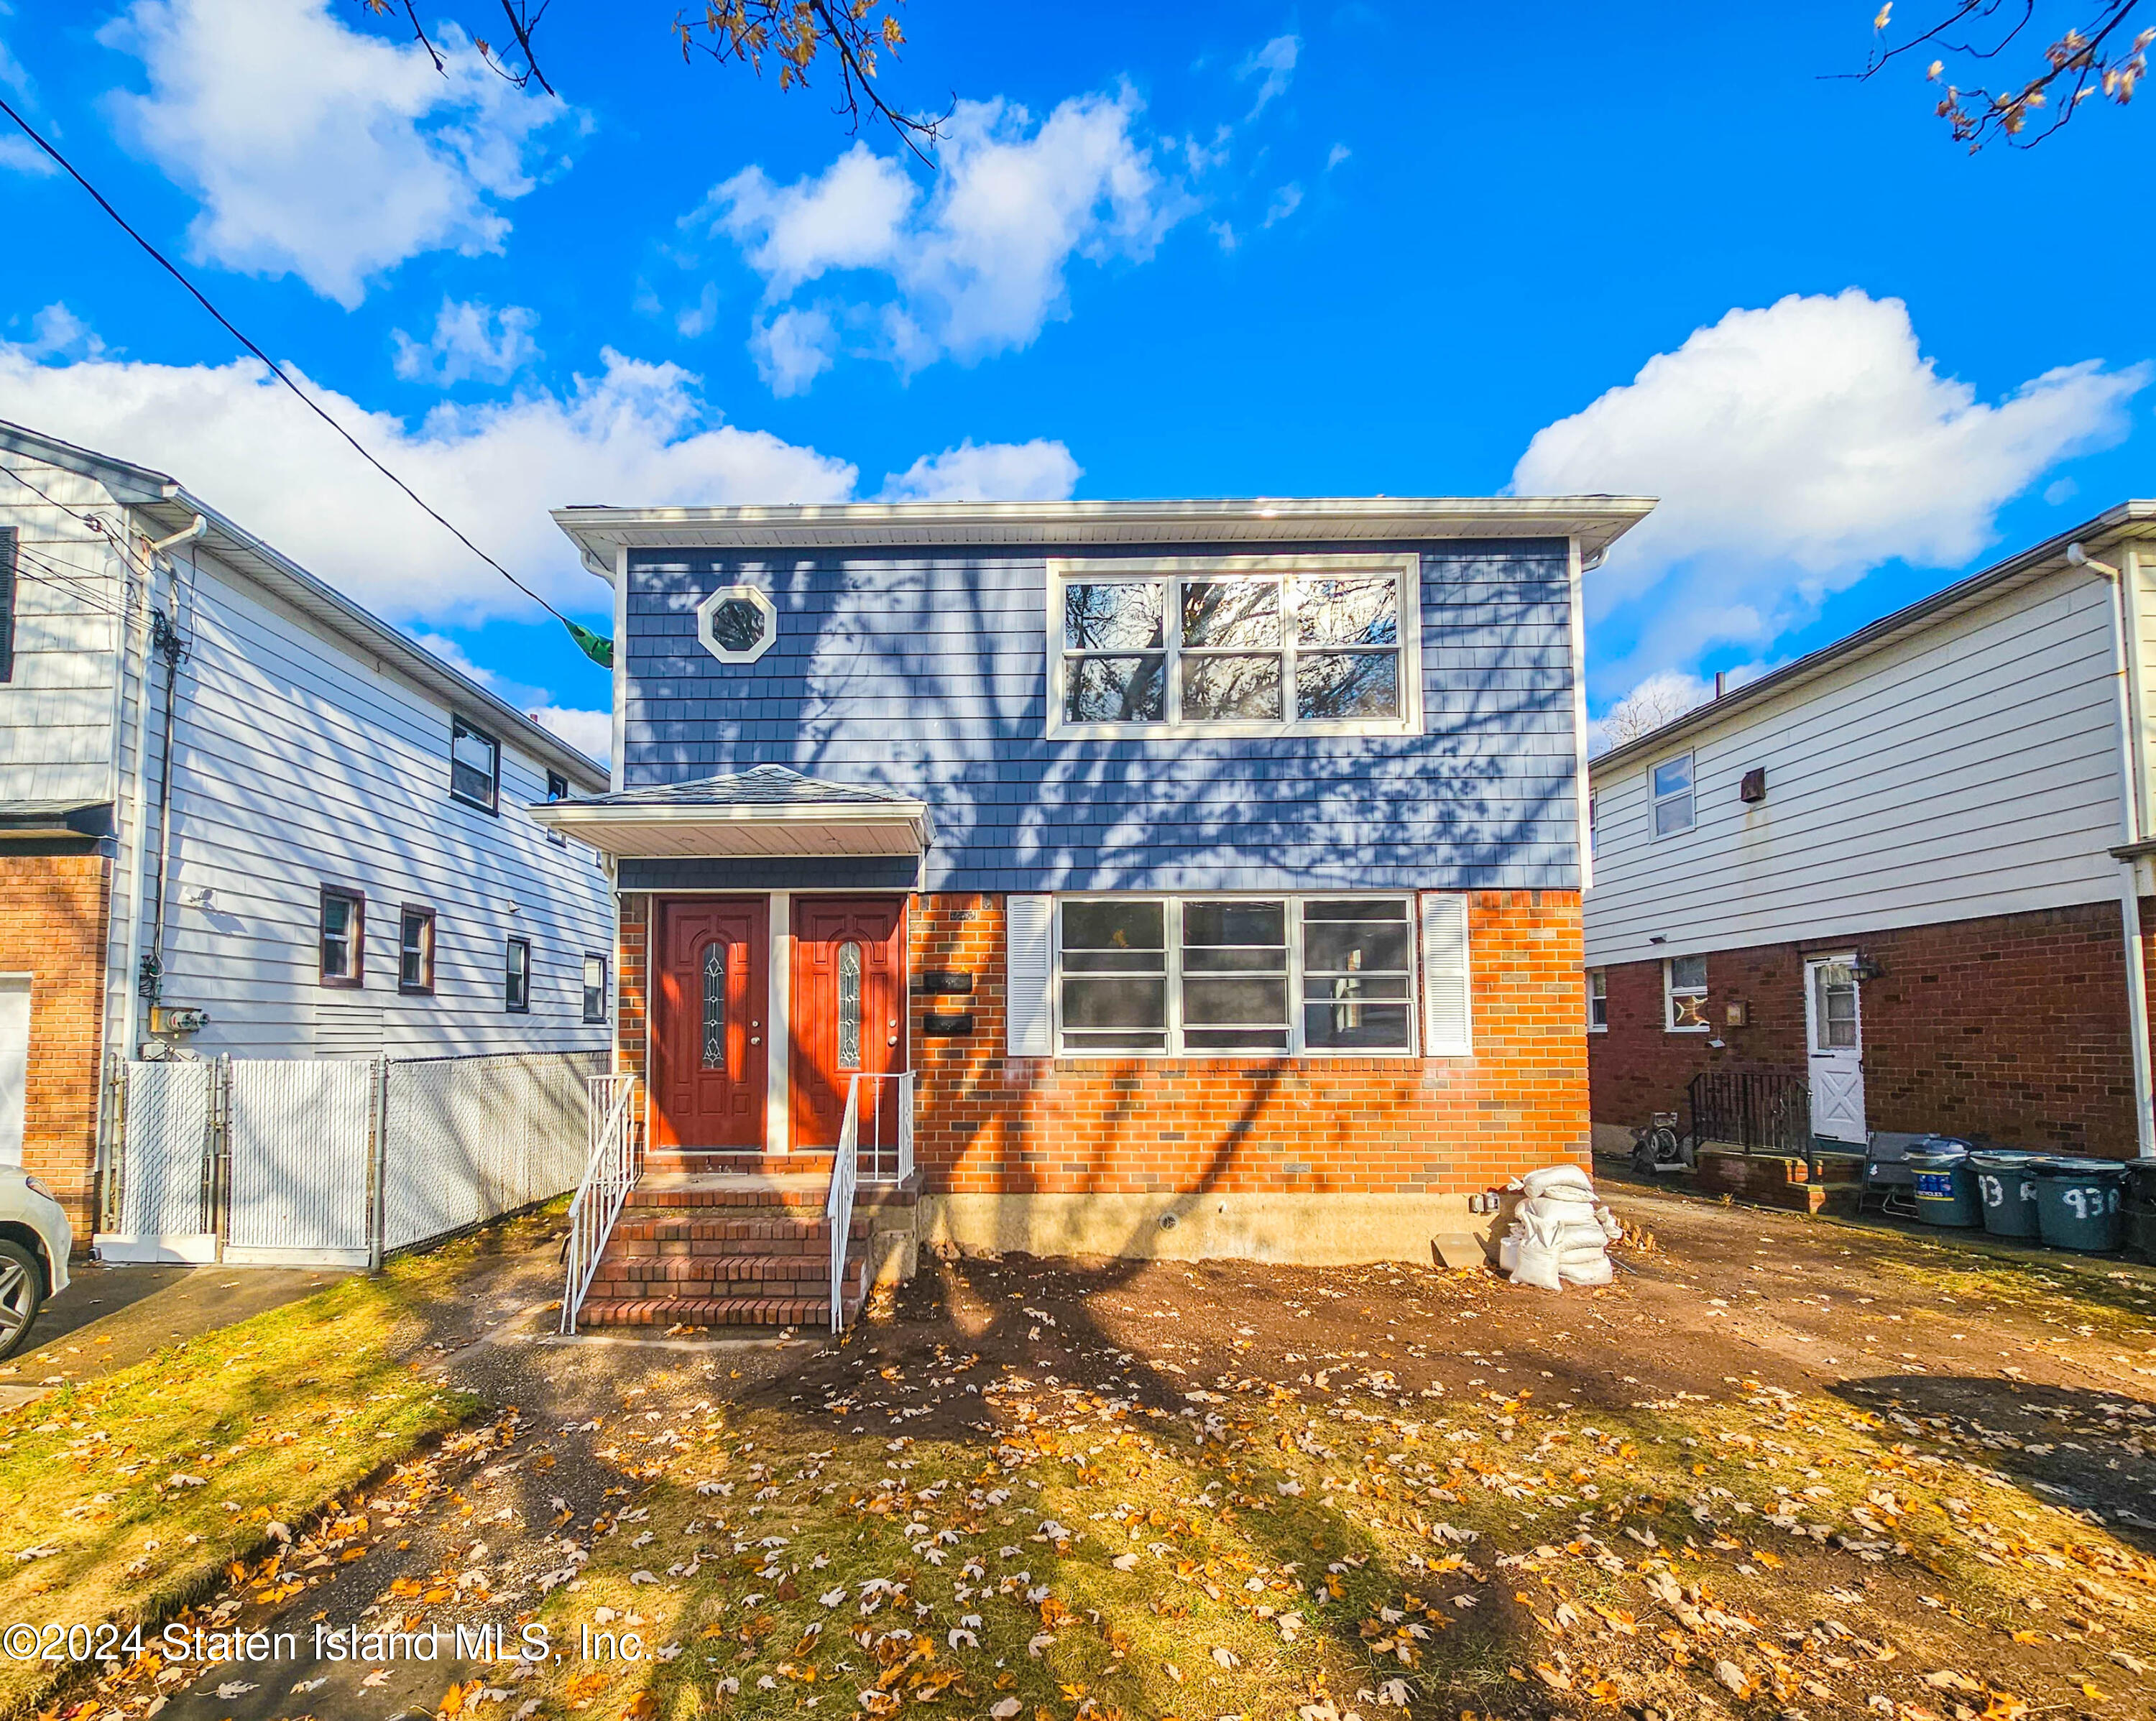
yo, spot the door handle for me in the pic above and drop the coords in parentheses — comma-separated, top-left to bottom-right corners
(750, 1035, 762, 1046)
(886, 1035, 898, 1046)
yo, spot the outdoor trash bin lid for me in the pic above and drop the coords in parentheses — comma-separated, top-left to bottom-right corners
(1905, 1144, 1970, 1167)
(2033, 1157, 2129, 1179)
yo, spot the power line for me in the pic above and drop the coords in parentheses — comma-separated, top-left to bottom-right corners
(0, 93, 614, 669)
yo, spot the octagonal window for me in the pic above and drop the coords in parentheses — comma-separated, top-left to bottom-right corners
(696, 583, 778, 664)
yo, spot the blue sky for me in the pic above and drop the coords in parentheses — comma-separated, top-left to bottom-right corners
(1, 0, 2150, 760)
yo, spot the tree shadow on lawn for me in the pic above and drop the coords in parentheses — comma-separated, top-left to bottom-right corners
(1830, 1372, 2156, 1560)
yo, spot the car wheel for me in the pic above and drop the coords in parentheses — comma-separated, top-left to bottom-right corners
(0, 1241, 43, 1362)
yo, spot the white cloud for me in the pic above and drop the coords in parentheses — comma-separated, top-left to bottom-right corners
(525, 705, 611, 764)
(1, 326, 1084, 639)
(0, 28, 58, 177)
(1513, 288, 2147, 688)
(391, 299, 541, 385)
(750, 305, 840, 397)
(0, 135, 55, 176)
(1262, 182, 1303, 227)
(2045, 476, 2080, 506)
(700, 86, 1185, 386)
(99, 0, 573, 307)
(1325, 142, 1350, 170)
(20, 303, 106, 361)
(1238, 34, 1299, 119)
(877, 438, 1081, 502)
(708, 142, 917, 298)
(0, 336, 857, 622)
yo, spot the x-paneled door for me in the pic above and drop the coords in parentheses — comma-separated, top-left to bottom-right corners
(790, 896, 908, 1154)
(1803, 954, 1866, 1146)
(653, 898, 769, 1149)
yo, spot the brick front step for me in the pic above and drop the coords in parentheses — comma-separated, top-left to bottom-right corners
(610, 1216, 867, 1250)
(590, 1252, 851, 1286)
(577, 1294, 844, 1329)
(644, 1151, 838, 1176)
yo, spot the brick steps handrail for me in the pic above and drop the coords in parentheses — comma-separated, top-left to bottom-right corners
(559, 1074, 642, 1337)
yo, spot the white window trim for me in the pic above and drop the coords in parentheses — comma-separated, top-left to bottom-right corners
(1050, 891, 1421, 1058)
(696, 583, 778, 664)
(1664, 956, 1709, 1033)
(1648, 749, 1696, 841)
(1044, 553, 1424, 740)
(1586, 967, 1607, 1033)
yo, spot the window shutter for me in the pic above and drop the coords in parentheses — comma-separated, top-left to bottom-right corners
(1420, 892, 1472, 1056)
(1005, 894, 1055, 1056)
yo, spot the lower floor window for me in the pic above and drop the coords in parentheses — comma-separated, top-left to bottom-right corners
(1587, 967, 1607, 1030)
(582, 953, 609, 1023)
(1665, 954, 1708, 1030)
(1057, 895, 1414, 1056)
(506, 937, 531, 1012)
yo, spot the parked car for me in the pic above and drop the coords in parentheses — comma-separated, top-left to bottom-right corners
(0, 1168, 73, 1360)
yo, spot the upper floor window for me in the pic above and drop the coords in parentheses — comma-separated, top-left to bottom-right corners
(319, 886, 364, 989)
(696, 583, 778, 664)
(451, 716, 499, 813)
(582, 953, 609, 1023)
(545, 770, 569, 846)
(1665, 954, 1708, 1032)
(0, 525, 17, 684)
(1046, 555, 1419, 738)
(505, 937, 531, 1012)
(398, 905, 435, 995)
(1651, 751, 1695, 838)
(1587, 967, 1607, 1032)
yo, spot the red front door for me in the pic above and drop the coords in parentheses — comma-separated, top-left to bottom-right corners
(653, 898, 768, 1150)
(790, 896, 908, 1150)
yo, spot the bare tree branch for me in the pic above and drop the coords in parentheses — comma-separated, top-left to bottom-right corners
(346, 1, 945, 157)
(1848, 0, 2151, 149)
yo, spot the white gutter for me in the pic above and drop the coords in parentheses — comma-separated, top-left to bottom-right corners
(2073, 541, 2156, 1159)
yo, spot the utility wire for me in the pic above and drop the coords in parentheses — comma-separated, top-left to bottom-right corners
(0, 94, 614, 668)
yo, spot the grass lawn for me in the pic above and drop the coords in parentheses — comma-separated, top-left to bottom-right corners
(0, 1242, 486, 1717)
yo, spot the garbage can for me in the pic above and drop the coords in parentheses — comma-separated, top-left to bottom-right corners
(1907, 1140, 1982, 1228)
(2032, 1158, 2128, 1253)
(2124, 1159, 2156, 1263)
(1970, 1150, 2049, 1240)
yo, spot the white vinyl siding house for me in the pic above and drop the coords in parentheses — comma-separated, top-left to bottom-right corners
(1585, 566, 2127, 969)
(0, 420, 612, 1070)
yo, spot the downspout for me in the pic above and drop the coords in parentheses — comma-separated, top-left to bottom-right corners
(138, 516, 203, 1018)
(114, 526, 160, 1063)
(2070, 540, 2156, 1159)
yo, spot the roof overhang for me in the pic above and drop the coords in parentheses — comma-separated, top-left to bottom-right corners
(529, 797, 934, 859)
(552, 496, 1657, 578)
(1591, 499, 2156, 778)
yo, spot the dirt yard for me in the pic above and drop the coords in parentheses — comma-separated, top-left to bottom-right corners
(28, 1181, 2156, 1721)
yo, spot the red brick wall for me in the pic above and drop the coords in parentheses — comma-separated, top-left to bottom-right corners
(911, 890, 1588, 1196)
(1589, 900, 2141, 1157)
(0, 856, 111, 1234)
(617, 892, 650, 1087)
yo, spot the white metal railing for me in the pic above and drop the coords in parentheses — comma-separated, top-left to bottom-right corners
(849, 1070, 915, 1185)
(826, 1077, 862, 1333)
(561, 1074, 642, 1335)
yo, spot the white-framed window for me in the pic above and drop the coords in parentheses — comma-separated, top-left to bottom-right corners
(450, 716, 499, 813)
(582, 954, 609, 1023)
(1052, 894, 1420, 1056)
(1586, 967, 1607, 1032)
(1664, 954, 1708, 1032)
(696, 583, 778, 664)
(1046, 554, 1421, 739)
(1650, 751, 1695, 838)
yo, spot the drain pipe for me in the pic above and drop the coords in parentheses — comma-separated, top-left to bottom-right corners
(2070, 541, 2156, 1159)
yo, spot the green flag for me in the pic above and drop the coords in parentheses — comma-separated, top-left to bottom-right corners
(565, 619, 613, 670)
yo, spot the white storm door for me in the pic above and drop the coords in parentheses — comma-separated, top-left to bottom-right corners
(0, 976, 28, 1168)
(1804, 955, 1866, 1144)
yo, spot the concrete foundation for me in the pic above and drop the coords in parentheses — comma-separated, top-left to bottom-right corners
(917, 1191, 1505, 1268)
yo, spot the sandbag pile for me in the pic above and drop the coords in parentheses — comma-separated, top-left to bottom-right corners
(1496, 1163, 1621, 1290)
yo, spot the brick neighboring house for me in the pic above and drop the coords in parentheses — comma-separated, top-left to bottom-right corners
(1585, 502, 2156, 1162)
(535, 496, 1648, 1316)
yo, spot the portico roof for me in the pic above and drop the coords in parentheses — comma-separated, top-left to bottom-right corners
(528, 765, 933, 859)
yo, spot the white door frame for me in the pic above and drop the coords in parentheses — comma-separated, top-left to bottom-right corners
(0, 974, 30, 1170)
(1803, 952, 1866, 1145)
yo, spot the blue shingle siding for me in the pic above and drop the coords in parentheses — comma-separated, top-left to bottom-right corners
(619, 540, 1582, 892)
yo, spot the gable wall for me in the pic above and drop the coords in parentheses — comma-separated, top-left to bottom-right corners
(619, 540, 1583, 891)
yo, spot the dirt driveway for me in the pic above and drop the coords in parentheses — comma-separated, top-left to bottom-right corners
(65, 1181, 2156, 1721)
